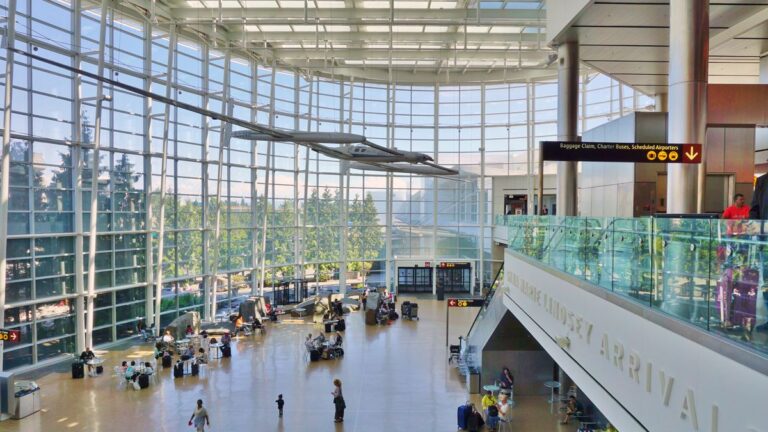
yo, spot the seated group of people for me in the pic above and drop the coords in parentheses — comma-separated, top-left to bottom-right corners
(304, 332, 343, 359)
(231, 314, 265, 335)
(375, 301, 398, 324)
(120, 360, 154, 382)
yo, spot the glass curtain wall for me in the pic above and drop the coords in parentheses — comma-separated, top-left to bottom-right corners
(0, 0, 655, 370)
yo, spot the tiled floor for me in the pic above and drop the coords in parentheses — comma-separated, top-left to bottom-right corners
(0, 297, 577, 432)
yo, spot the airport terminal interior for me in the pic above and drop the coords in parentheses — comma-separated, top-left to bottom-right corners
(0, 0, 766, 431)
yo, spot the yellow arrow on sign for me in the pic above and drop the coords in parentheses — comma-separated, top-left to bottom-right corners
(685, 147, 699, 161)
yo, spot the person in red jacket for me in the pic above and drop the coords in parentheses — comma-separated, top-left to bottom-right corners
(723, 193, 749, 220)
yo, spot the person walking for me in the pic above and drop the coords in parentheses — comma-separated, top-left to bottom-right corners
(188, 399, 210, 432)
(332, 378, 346, 423)
(276, 394, 285, 417)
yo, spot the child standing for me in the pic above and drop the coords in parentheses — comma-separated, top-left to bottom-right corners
(276, 394, 285, 417)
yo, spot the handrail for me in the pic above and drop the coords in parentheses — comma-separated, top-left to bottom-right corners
(494, 215, 768, 357)
(466, 262, 504, 341)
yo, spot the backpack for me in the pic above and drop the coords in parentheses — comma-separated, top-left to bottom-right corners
(487, 405, 499, 417)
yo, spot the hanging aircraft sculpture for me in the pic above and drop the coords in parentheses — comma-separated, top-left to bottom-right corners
(12, 48, 458, 176)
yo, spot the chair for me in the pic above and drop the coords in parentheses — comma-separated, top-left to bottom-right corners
(113, 367, 127, 389)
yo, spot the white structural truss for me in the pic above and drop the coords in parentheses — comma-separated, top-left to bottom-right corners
(111, 0, 554, 84)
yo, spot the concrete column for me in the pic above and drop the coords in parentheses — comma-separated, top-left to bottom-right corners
(667, 0, 708, 214)
(556, 41, 579, 216)
(760, 55, 768, 84)
(655, 93, 668, 112)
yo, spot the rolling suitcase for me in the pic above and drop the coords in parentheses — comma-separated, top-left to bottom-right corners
(96, 365, 104, 375)
(71, 362, 84, 379)
(138, 374, 150, 389)
(457, 404, 471, 430)
(365, 309, 377, 325)
(410, 303, 419, 320)
(162, 355, 172, 368)
(173, 363, 184, 378)
(310, 350, 321, 362)
(222, 345, 232, 358)
(191, 363, 200, 376)
(336, 318, 345, 331)
(325, 321, 334, 333)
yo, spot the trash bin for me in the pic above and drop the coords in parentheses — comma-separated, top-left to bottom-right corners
(13, 381, 40, 419)
(467, 368, 481, 394)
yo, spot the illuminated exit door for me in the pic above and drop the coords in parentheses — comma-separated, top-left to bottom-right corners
(436, 262, 471, 300)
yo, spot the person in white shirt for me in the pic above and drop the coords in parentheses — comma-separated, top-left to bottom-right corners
(497, 393, 511, 422)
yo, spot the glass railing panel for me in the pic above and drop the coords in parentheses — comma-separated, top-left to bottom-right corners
(611, 217, 653, 302)
(709, 219, 767, 353)
(651, 217, 714, 330)
(495, 214, 768, 356)
(583, 217, 608, 288)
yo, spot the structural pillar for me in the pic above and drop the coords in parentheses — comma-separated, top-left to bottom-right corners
(667, 0, 708, 214)
(0, 0, 18, 371)
(759, 55, 768, 84)
(556, 41, 579, 216)
(654, 93, 668, 112)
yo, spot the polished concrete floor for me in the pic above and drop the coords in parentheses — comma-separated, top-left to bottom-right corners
(1, 297, 577, 432)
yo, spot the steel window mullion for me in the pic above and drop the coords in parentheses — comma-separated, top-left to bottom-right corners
(249, 58, 258, 295)
(258, 62, 276, 297)
(0, 0, 19, 370)
(83, 0, 110, 350)
(208, 52, 231, 322)
(152, 24, 175, 330)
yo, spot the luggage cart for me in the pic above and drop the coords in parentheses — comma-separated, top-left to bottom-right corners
(401, 301, 419, 320)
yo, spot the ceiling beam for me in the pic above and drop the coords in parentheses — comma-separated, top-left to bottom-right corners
(169, 7, 544, 25)
(710, 6, 768, 50)
(249, 47, 548, 61)
(224, 30, 548, 43)
(281, 65, 557, 84)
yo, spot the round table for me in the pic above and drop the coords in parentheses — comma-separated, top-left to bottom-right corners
(543, 380, 561, 404)
(86, 358, 104, 376)
(482, 384, 500, 395)
(209, 342, 223, 359)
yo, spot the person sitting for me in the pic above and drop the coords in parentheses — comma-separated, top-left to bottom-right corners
(120, 361, 128, 374)
(333, 332, 343, 348)
(154, 343, 164, 359)
(142, 362, 154, 376)
(195, 348, 208, 364)
(185, 325, 194, 336)
(221, 332, 231, 346)
(80, 347, 96, 374)
(181, 345, 195, 361)
(161, 330, 175, 352)
(161, 330, 175, 344)
(560, 396, 582, 424)
(312, 333, 326, 347)
(498, 367, 514, 390)
(304, 334, 314, 352)
(125, 361, 138, 382)
(235, 314, 245, 331)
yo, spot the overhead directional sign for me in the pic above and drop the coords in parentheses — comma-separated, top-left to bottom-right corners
(541, 141, 702, 164)
(0, 329, 21, 344)
(447, 298, 484, 308)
